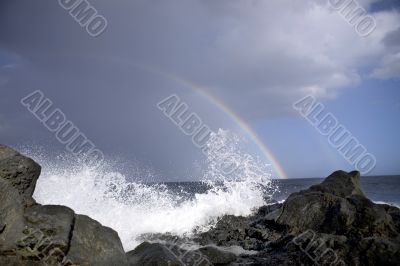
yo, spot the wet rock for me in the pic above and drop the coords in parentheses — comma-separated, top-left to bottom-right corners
(126, 242, 182, 266)
(0, 256, 45, 266)
(197, 205, 285, 252)
(267, 170, 400, 265)
(0, 145, 41, 205)
(1, 198, 128, 265)
(309, 170, 365, 197)
(197, 215, 251, 247)
(197, 246, 236, 265)
(0, 179, 25, 253)
(1, 145, 400, 265)
(66, 214, 128, 266)
(127, 242, 238, 266)
(356, 237, 400, 266)
(276, 170, 400, 238)
(0, 145, 129, 265)
(196, 170, 400, 265)
(21, 205, 75, 259)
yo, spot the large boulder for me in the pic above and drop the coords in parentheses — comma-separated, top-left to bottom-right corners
(197, 246, 236, 265)
(20, 205, 75, 262)
(197, 206, 285, 251)
(0, 179, 26, 253)
(196, 170, 400, 265)
(276, 170, 399, 238)
(127, 242, 182, 266)
(270, 170, 400, 265)
(0, 145, 41, 205)
(126, 241, 236, 266)
(308, 170, 365, 197)
(1, 145, 399, 265)
(1, 197, 128, 265)
(66, 214, 128, 266)
(0, 145, 129, 265)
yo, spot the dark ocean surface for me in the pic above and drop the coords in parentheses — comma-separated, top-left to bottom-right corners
(161, 175, 400, 207)
(34, 170, 400, 250)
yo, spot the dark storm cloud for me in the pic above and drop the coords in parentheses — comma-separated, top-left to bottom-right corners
(383, 27, 400, 48)
(0, 0, 399, 179)
(1, 0, 399, 119)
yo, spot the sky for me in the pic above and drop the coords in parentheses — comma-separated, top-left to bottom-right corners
(0, 0, 399, 180)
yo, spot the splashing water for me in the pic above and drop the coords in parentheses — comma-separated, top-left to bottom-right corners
(28, 130, 276, 251)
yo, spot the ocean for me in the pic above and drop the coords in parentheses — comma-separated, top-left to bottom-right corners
(32, 167, 400, 252)
(150, 175, 400, 208)
(23, 131, 400, 251)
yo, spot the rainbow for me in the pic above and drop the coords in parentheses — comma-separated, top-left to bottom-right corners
(161, 74, 288, 179)
(84, 55, 288, 179)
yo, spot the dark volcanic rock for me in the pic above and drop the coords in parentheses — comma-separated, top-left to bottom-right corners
(0, 145, 128, 266)
(197, 246, 236, 265)
(1, 145, 400, 265)
(196, 170, 400, 265)
(309, 170, 365, 197)
(197, 205, 285, 251)
(0, 256, 44, 266)
(127, 242, 237, 266)
(0, 178, 26, 253)
(24, 205, 75, 253)
(66, 214, 128, 266)
(0, 145, 41, 205)
(276, 170, 399, 238)
(127, 242, 182, 266)
(197, 215, 252, 247)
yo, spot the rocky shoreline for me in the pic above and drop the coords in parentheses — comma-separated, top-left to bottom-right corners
(0, 145, 399, 265)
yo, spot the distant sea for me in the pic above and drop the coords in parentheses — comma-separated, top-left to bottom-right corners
(161, 175, 400, 208)
(34, 169, 400, 250)
(29, 131, 400, 250)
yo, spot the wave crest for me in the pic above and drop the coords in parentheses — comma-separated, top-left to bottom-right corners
(28, 130, 276, 250)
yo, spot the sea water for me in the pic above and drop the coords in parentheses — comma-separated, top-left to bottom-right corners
(23, 130, 400, 251)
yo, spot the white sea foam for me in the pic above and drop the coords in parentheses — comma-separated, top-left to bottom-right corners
(26, 130, 276, 251)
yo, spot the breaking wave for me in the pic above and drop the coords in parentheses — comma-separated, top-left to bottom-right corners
(26, 130, 276, 251)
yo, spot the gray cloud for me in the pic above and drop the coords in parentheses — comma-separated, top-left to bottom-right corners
(383, 27, 400, 48)
(372, 27, 400, 79)
(1, 0, 399, 119)
(0, 0, 399, 179)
